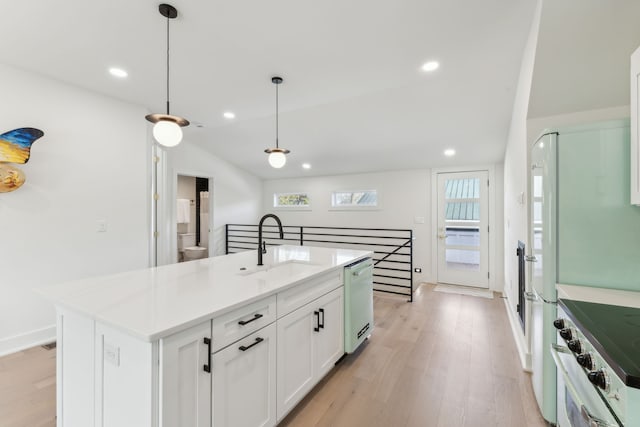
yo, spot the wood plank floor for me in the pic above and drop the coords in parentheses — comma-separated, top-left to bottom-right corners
(280, 284, 547, 427)
(0, 344, 56, 427)
(0, 283, 546, 427)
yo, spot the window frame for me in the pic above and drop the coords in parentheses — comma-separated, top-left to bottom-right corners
(272, 192, 312, 210)
(329, 189, 380, 211)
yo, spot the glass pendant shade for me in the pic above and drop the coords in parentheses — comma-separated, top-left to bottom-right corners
(266, 76, 289, 168)
(268, 151, 287, 168)
(153, 120, 183, 147)
(146, 4, 189, 148)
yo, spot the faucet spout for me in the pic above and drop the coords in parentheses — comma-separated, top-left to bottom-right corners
(257, 214, 284, 266)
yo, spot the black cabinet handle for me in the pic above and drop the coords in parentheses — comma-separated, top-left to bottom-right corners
(239, 337, 264, 352)
(314, 311, 320, 332)
(319, 308, 325, 329)
(203, 337, 211, 373)
(238, 313, 264, 326)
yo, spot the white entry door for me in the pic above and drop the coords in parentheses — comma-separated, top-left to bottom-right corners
(436, 171, 489, 288)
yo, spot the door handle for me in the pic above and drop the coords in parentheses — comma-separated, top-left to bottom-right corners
(203, 337, 211, 373)
(525, 255, 537, 262)
(438, 234, 448, 239)
(318, 308, 325, 329)
(314, 311, 320, 332)
(524, 291, 537, 302)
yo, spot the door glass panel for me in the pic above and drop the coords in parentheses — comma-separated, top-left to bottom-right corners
(446, 249, 480, 271)
(437, 172, 488, 288)
(445, 227, 480, 246)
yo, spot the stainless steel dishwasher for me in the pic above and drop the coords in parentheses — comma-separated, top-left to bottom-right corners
(344, 257, 374, 353)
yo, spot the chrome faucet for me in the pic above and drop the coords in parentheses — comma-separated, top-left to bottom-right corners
(257, 214, 284, 266)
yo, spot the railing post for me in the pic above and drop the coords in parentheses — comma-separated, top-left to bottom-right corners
(409, 230, 413, 302)
(300, 226, 304, 246)
(225, 224, 229, 254)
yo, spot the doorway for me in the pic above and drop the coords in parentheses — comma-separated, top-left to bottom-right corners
(176, 174, 213, 263)
(436, 170, 489, 288)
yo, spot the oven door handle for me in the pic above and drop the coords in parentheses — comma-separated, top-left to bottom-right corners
(550, 345, 618, 427)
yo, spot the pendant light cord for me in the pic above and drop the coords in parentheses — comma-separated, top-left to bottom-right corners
(275, 82, 279, 149)
(166, 13, 171, 115)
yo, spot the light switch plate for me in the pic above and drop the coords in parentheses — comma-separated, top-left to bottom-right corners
(414, 216, 425, 224)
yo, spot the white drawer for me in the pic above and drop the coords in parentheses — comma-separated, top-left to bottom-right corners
(277, 269, 343, 318)
(212, 295, 276, 353)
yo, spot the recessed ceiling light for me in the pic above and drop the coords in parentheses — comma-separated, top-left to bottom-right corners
(421, 61, 440, 72)
(223, 112, 235, 119)
(302, 163, 311, 169)
(109, 67, 128, 78)
(444, 149, 456, 157)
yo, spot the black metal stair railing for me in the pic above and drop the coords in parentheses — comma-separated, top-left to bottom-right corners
(225, 224, 413, 302)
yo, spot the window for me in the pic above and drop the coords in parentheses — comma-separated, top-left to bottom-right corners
(273, 192, 310, 208)
(331, 190, 378, 208)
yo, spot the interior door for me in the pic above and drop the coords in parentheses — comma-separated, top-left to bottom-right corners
(436, 171, 489, 288)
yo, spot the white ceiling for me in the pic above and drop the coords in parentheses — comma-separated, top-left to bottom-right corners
(529, 0, 640, 119)
(2, 0, 536, 179)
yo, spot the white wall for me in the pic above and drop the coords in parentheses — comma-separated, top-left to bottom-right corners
(0, 64, 150, 355)
(264, 168, 504, 290)
(527, 105, 630, 142)
(502, 0, 542, 367)
(264, 170, 430, 284)
(159, 142, 263, 263)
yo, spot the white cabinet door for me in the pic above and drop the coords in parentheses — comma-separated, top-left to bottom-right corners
(213, 323, 277, 427)
(631, 45, 640, 205)
(313, 287, 344, 379)
(276, 302, 316, 420)
(160, 320, 212, 427)
(276, 286, 345, 421)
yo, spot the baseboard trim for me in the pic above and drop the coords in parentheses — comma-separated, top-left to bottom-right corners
(0, 325, 56, 357)
(502, 295, 531, 372)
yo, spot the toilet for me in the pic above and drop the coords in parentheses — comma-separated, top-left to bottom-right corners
(177, 233, 208, 261)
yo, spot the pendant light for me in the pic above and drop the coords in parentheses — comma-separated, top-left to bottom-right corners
(265, 77, 290, 168)
(145, 4, 189, 147)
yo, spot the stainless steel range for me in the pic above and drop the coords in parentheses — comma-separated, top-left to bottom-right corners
(553, 299, 640, 427)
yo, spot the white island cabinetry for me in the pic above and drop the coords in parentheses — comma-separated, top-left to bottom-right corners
(161, 320, 212, 427)
(277, 286, 344, 421)
(44, 245, 370, 427)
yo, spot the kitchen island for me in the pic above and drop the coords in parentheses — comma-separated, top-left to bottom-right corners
(41, 245, 372, 427)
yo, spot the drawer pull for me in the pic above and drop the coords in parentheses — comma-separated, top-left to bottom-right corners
(203, 337, 211, 373)
(238, 313, 263, 326)
(239, 337, 264, 352)
(318, 308, 325, 329)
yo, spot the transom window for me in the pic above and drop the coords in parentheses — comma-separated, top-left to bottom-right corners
(331, 190, 378, 208)
(273, 192, 310, 208)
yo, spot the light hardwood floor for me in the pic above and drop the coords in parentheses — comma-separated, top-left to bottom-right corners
(0, 344, 56, 427)
(280, 284, 547, 427)
(0, 283, 546, 427)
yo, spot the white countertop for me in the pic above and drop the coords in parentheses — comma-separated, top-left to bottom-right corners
(557, 284, 640, 309)
(40, 245, 372, 342)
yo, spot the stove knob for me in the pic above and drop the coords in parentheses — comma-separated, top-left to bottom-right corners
(576, 353, 595, 370)
(553, 319, 566, 329)
(588, 369, 610, 391)
(559, 328, 574, 341)
(567, 339, 583, 354)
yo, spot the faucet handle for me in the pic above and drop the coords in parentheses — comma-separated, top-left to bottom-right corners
(262, 241, 267, 254)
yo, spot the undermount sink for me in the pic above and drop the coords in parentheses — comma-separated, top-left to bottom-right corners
(237, 260, 321, 279)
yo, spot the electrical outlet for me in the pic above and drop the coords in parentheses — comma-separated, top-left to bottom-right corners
(414, 267, 422, 273)
(413, 216, 425, 224)
(97, 220, 107, 233)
